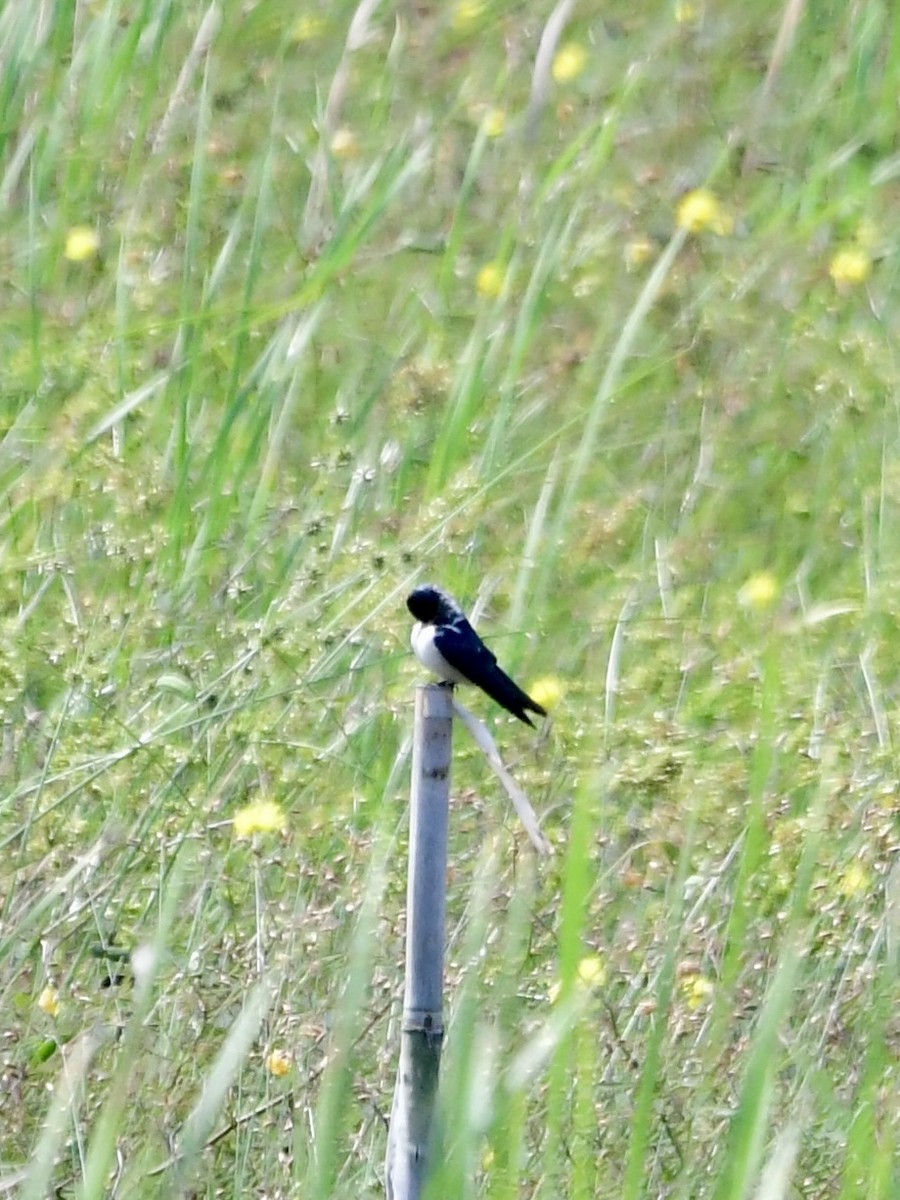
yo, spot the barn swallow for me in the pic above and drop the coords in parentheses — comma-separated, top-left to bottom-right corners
(407, 584, 546, 727)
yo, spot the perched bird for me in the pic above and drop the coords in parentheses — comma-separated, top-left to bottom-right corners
(407, 584, 546, 727)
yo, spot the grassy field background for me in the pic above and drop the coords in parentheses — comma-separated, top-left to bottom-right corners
(1, 1, 897, 1197)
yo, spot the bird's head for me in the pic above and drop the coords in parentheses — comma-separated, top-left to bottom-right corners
(406, 584, 461, 625)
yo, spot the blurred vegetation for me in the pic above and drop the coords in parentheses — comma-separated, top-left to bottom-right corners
(0, 2, 897, 1197)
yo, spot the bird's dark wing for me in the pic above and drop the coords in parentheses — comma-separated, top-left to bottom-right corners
(434, 618, 545, 727)
(433, 617, 497, 670)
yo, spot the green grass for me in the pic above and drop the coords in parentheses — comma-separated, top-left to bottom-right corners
(1, 1, 898, 1197)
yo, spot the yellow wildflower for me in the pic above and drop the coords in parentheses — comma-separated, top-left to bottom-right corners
(548, 954, 606, 1002)
(529, 676, 565, 711)
(38, 985, 60, 1017)
(482, 107, 506, 138)
(739, 571, 779, 611)
(676, 188, 733, 235)
(674, 1, 700, 22)
(552, 43, 588, 84)
(292, 15, 326, 42)
(266, 1048, 293, 1076)
(682, 973, 714, 1009)
(475, 261, 506, 298)
(829, 247, 871, 287)
(467, 105, 506, 138)
(554, 42, 588, 84)
(576, 954, 606, 988)
(233, 801, 287, 839)
(452, 1, 486, 31)
(64, 227, 100, 262)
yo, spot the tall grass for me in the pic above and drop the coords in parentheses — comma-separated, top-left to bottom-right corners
(0, 1, 897, 1197)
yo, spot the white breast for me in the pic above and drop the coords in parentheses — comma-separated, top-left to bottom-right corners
(411, 622, 466, 684)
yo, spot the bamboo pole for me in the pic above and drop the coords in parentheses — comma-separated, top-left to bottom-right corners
(385, 683, 453, 1200)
